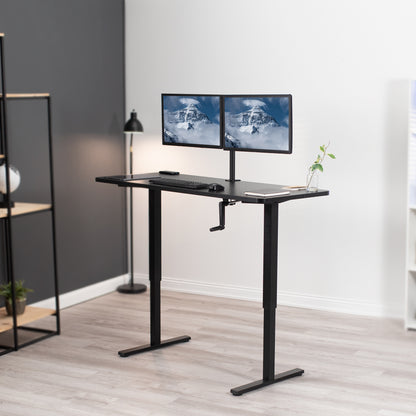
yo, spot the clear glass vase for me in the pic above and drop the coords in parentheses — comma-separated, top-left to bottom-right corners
(306, 169, 319, 192)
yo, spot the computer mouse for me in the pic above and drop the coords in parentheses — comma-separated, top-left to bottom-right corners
(208, 183, 224, 192)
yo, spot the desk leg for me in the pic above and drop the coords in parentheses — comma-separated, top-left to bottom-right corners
(230, 203, 304, 396)
(119, 189, 191, 357)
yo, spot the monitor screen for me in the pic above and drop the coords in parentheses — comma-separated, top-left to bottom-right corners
(162, 94, 222, 148)
(223, 94, 292, 153)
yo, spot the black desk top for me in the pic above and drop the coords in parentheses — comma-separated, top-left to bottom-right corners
(96, 173, 329, 204)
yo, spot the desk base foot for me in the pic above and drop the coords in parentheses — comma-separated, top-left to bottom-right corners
(118, 335, 191, 357)
(230, 368, 304, 396)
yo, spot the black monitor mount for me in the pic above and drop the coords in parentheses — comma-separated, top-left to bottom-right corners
(210, 198, 237, 232)
(226, 150, 240, 183)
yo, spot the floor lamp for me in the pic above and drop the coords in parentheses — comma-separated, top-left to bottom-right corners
(117, 110, 147, 294)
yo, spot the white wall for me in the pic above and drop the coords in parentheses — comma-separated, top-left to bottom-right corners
(125, 0, 414, 318)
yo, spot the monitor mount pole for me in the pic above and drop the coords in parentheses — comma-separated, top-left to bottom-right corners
(227, 150, 240, 183)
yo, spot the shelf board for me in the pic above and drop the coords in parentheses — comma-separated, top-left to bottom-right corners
(0, 93, 50, 99)
(0, 306, 55, 333)
(0, 202, 52, 218)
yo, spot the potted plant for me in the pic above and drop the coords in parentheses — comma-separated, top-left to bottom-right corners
(0, 280, 33, 315)
(306, 143, 336, 191)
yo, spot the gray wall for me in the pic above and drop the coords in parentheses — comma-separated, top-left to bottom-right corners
(0, 0, 126, 303)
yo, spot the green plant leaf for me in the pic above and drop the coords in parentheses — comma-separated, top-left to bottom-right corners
(328, 153, 336, 159)
(320, 145, 325, 152)
(312, 163, 324, 172)
(0, 280, 33, 301)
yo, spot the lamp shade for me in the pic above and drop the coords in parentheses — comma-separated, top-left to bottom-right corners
(124, 110, 143, 133)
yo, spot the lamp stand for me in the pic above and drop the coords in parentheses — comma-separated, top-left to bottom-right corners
(117, 132, 147, 294)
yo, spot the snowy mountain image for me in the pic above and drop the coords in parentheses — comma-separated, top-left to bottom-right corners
(224, 97, 290, 151)
(163, 95, 220, 146)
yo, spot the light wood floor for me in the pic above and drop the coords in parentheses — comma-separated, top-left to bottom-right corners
(0, 290, 416, 416)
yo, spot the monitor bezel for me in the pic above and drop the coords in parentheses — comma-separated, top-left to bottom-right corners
(221, 94, 293, 154)
(161, 93, 223, 149)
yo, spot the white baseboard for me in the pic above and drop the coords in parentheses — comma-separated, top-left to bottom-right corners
(276, 291, 402, 319)
(143, 273, 403, 319)
(30, 274, 130, 310)
(30, 272, 403, 319)
(160, 274, 263, 302)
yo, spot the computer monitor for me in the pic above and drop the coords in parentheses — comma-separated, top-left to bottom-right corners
(162, 94, 222, 148)
(222, 94, 292, 153)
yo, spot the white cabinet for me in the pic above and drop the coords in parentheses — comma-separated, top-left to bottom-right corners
(405, 80, 416, 329)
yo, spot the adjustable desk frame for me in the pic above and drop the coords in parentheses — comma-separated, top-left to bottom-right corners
(96, 173, 328, 395)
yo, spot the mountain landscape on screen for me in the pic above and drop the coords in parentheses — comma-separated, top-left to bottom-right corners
(163, 96, 220, 147)
(224, 97, 290, 151)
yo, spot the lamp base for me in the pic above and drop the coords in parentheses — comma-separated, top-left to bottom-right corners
(117, 283, 147, 294)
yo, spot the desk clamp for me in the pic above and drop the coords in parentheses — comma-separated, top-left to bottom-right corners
(209, 199, 237, 232)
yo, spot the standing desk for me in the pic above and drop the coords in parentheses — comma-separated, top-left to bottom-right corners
(96, 173, 329, 395)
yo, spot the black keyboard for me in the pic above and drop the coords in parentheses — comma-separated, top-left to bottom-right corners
(149, 178, 211, 189)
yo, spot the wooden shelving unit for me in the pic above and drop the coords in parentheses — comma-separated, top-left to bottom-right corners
(0, 34, 60, 354)
(0, 93, 50, 99)
(0, 306, 55, 333)
(0, 202, 52, 218)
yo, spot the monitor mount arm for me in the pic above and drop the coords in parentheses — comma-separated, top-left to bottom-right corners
(210, 199, 237, 232)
